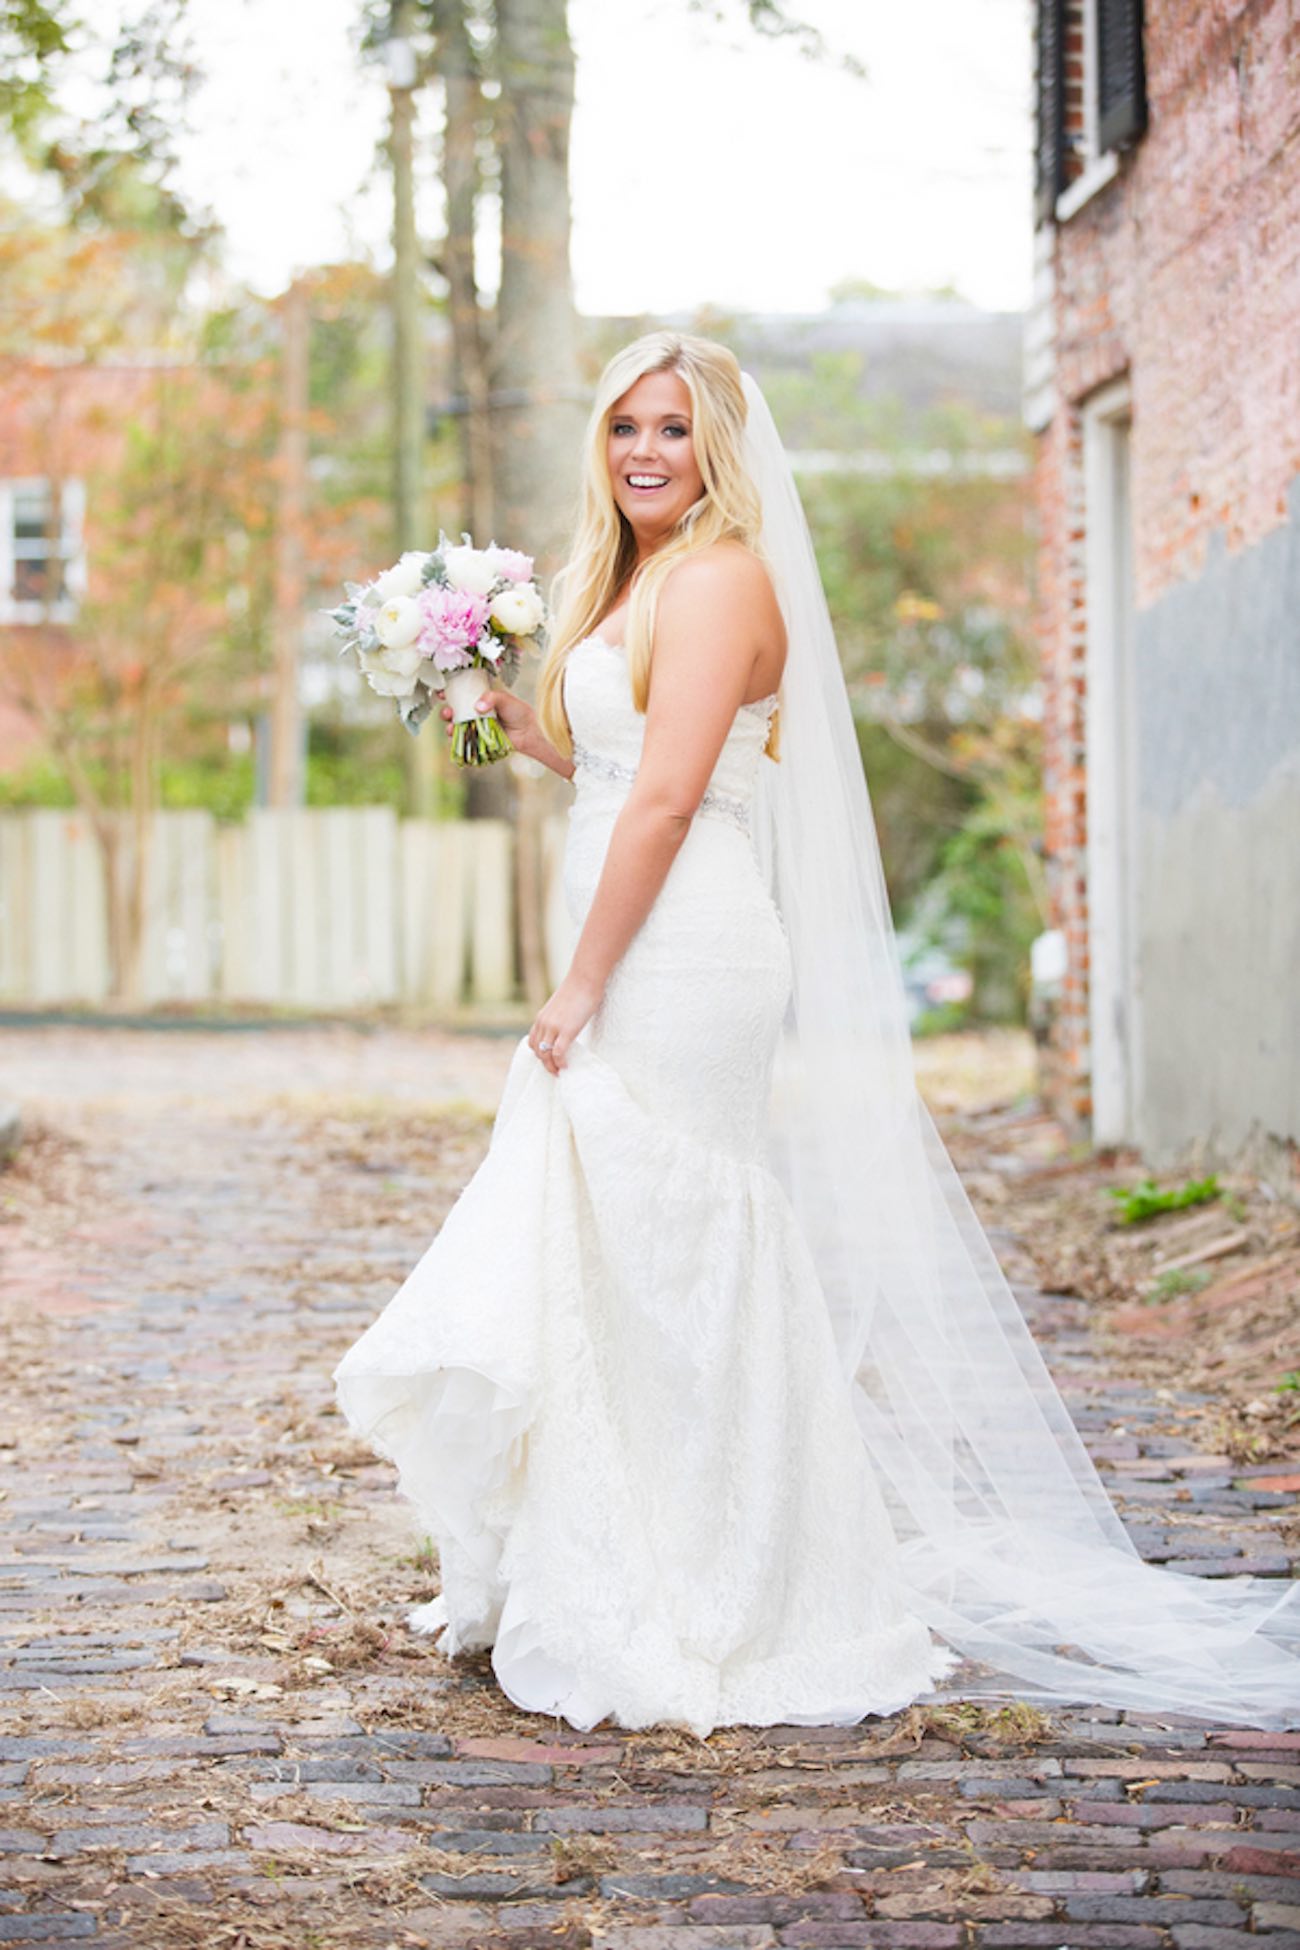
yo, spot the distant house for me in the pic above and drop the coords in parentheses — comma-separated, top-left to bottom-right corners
(1028, 0, 1300, 1169)
(0, 361, 158, 772)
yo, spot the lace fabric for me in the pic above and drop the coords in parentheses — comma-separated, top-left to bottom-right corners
(333, 632, 955, 1734)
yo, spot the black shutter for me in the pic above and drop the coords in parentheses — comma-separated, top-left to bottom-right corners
(1097, 0, 1148, 151)
(1034, 0, 1066, 224)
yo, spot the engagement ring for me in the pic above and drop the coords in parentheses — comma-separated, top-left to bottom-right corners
(539, 1040, 554, 1051)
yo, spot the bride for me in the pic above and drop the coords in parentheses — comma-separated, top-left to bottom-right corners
(334, 331, 1300, 1736)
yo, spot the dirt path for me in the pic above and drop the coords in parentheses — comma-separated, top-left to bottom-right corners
(2, 1023, 1298, 1949)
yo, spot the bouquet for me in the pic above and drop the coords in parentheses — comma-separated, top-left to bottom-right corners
(327, 534, 549, 765)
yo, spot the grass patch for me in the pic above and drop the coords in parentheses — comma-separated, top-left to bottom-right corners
(1145, 1266, 1214, 1302)
(1105, 1173, 1220, 1225)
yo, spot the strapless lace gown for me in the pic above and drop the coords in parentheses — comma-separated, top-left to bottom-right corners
(333, 633, 953, 1735)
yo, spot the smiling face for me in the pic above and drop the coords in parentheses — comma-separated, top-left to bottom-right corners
(606, 369, 706, 557)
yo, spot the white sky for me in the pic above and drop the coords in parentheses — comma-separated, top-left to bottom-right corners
(160, 0, 1034, 315)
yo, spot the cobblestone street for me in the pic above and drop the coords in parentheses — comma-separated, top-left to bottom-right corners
(2, 1023, 1299, 1949)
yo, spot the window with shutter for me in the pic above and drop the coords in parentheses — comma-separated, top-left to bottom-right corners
(1097, 0, 1147, 150)
(1034, 0, 1067, 224)
(1044, 0, 1148, 222)
(0, 478, 86, 624)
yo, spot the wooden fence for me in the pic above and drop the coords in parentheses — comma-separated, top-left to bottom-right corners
(0, 808, 576, 1010)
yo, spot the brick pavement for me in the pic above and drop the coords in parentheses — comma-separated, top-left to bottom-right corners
(1, 1023, 1298, 1949)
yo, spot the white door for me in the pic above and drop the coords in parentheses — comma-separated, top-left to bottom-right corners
(1083, 381, 1140, 1145)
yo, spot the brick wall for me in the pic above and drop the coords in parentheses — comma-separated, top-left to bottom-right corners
(1035, 0, 1300, 1131)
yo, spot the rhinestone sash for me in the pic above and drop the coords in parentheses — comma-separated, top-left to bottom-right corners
(571, 741, 752, 833)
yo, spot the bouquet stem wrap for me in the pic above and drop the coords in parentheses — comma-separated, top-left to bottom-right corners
(443, 666, 513, 765)
(443, 666, 490, 723)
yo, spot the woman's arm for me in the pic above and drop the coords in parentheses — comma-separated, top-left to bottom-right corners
(528, 548, 779, 1075)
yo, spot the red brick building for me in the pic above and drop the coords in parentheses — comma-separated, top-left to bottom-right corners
(0, 361, 161, 772)
(1029, 0, 1300, 1166)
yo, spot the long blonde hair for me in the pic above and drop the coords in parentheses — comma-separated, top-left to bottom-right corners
(535, 331, 779, 760)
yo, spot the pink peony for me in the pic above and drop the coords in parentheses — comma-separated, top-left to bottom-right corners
(417, 585, 490, 671)
(487, 545, 534, 583)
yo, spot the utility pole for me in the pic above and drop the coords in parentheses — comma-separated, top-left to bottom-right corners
(268, 274, 308, 808)
(388, 0, 439, 817)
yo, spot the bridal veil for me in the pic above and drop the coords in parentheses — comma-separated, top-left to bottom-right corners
(740, 369, 1300, 1727)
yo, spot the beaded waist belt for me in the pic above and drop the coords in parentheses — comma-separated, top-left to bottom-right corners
(571, 742, 751, 833)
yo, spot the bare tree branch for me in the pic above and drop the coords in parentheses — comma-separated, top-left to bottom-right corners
(685, 0, 866, 78)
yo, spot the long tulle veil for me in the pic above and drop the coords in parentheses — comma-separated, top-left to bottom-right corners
(741, 369, 1300, 1727)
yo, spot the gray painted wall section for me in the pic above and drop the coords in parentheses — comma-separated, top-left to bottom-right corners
(1132, 475, 1300, 1160)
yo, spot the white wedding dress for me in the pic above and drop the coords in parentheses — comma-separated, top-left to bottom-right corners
(333, 631, 955, 1736)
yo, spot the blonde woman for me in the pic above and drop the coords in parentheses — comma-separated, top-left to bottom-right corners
(335, 333, 953, 1732)
(462, 344, 788, 1080)
(335, 334, 1300, 1737)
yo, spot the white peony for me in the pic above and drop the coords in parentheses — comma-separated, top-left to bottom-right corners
(375, 595, 422, 651)
(489, 585, 546, 636)
(485, 544, 534, 582)
(441, 543, 498, 598)
(372, 552, 428, 602)
(358, 642, 425, 698)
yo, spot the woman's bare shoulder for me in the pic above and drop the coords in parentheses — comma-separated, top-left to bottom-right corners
(659, 541, 778, 622)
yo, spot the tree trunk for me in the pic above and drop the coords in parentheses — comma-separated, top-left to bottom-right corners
(268, 276, 308, 808)
(513, 769, 548, 1003)
(492, 0, 586, 563)
(391, 4, 424, 553)
(434, 0, 495, 542)
(102, 822, 129, 1007)
(488, 0, 585, 914)
(123, 685, 158, 1007)
(389, 0, 439, 818)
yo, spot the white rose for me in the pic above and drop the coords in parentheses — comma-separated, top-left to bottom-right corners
(375, 595, 422, 651)
(489, 585, 545, 636)
(372, 552, 428, 602)
(359, 643, 425, 698)
(441, 544, 498, 598)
